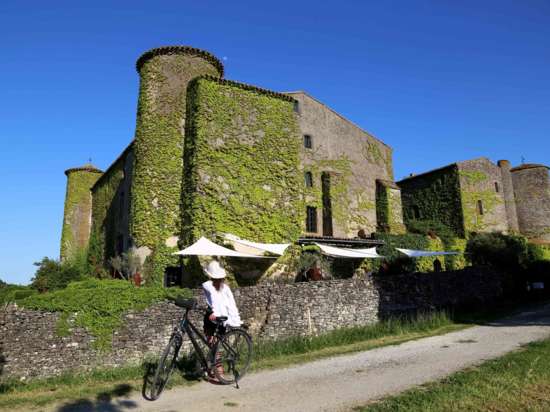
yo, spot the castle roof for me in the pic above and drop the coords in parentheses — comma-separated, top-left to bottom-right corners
(510, 163, 550, 172)
(136, 46, 224, 77)
(64, 163, 103, 176)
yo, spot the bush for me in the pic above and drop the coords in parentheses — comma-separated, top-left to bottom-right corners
(0, 284, 36, 306)
(30, 249, 93, 292)
(465, 233, 530, 272)
(20, 278, 191, 350)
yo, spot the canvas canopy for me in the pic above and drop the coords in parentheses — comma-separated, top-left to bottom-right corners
(173, 237, 273, 258)
(314, 243, 384, 258)
(396, 248, 459, 258)
(224, 233, 290, 256)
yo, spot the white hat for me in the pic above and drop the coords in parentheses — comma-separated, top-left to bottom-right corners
(204, 260, 227, 279)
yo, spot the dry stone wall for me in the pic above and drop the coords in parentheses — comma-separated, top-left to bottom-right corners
(0, 267, 501, 380)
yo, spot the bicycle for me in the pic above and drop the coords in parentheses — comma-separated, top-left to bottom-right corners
(146, 297, 253, 401)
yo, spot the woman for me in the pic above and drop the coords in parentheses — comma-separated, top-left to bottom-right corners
(202, 259, 242, 341)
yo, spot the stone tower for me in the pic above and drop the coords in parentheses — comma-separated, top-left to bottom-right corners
(511, 163, 550, 242)
(497, 160, 519, 232)
(61, 164, 103, 260)
(130, 46, 224, 277)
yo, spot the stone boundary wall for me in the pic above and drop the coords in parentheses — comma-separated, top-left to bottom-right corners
(0, 267, 501, 380)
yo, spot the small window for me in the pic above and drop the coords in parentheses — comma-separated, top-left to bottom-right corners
(303, 134, 312, 149)
(293, 100, 300, 113)
(306, 206, 317, 233)
(304, 171, 313, 188)
(477, 200, 484, 215)
(495, 182, 499, 193)
(412, 205, 421, 219)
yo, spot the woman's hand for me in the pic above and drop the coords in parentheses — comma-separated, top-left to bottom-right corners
(209, 313, 217, 322)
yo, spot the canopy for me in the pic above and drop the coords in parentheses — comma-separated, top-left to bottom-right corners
(350, 246, 384, 258)
(173, 237, 273, 258)
(224, 233, 290, 256)
(396, 248, 459, 258)
(314, 243, 384, 258)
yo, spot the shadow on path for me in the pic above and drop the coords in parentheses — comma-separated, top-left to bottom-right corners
(55, 384, 136, 412)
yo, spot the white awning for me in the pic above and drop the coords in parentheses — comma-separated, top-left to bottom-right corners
(173, 237, 273, 258)
(224, 233, 290, 256)
(396, 248, 459, 258)
(351, 246, 384, 258)
(315, 243, 384, 258)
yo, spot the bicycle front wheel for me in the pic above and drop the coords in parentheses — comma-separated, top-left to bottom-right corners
(149, 332, 181, 400)
(213, 328, 253, 384)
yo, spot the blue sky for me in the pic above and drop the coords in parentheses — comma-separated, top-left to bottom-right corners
(1, 0, 549, 284)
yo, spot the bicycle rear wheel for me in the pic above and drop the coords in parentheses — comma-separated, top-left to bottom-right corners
(149, 332, 181, 400)
(212, 328, 253, 384)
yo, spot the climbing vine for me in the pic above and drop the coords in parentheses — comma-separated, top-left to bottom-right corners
(131, 49, 222, 284)
(61, 167, 102, 260)
(182, 77, 303, 247)
(88, 158, 126, 274)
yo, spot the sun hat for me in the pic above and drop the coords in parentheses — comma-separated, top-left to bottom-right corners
(204, 260, 227, 279)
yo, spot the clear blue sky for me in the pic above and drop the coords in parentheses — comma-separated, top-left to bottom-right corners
(1, 0, 549, 284)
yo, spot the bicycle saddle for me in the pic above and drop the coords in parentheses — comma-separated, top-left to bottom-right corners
(215, 316, 228, 324)
(174, 297, 197, 309)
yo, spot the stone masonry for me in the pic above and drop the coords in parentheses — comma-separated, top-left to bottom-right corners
(0, 267, 501, 380)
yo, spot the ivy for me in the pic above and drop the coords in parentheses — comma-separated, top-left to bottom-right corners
(182, 78, 303, 246)
(398, 165, 465, 237)
(19, 279, 191, 350)
(89, 159, 125, 272)
(61, 168, 102, 260)
(130, 50, 222, 284)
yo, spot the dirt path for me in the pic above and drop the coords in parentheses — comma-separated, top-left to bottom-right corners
(51, 304, 550, 412)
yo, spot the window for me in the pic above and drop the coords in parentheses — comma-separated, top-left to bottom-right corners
(306, 206, 317, 233)
(293, 100, 300, 114)
(303, 134, 312, 149)
(495, 182, 499, 193)
(412, 205, 421, 219)
(477, 200, 484, 215)
(304, 171, 313, 188)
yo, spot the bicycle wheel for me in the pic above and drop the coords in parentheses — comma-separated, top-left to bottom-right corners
(212, 328, 253, 384)
(149, 332, 181, 400)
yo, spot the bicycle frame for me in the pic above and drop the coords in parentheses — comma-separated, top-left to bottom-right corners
(179, 308, 217, 371)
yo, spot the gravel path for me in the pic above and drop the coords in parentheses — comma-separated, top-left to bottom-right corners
(51, 303, 550, 412)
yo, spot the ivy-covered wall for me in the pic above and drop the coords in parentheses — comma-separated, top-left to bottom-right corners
(289, 92, 400, 237)
(61, 166, 103, 260)
(398, 165, 465, 237)
(130, 47, 223, 284)
(457, 158, 507, 234)
(376, 180, 406, 234)
(89, 147, 132, 270)
(182, 77, 303, 244)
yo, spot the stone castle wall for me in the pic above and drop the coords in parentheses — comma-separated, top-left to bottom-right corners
(0, 267, 501, 380)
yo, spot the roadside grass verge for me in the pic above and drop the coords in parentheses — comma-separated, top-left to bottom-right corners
(1, 301, 542, 410)
(357, 337, 550, 412)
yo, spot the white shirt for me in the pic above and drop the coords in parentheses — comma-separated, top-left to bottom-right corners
(202, 280, 242, 327)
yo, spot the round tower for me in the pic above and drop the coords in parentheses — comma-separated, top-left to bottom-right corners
(497, 159, 519, 232)
(130, 46, 224, 278)
(61, 163, 103, 260)
(511, 163, 550, 242)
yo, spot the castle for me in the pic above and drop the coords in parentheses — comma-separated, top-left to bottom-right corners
(60, 46, 550, 284)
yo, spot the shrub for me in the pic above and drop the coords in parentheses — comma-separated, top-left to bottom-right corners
(465, 233, 530, 272)
(20, 278, 191, 350)
(0, 284, 36, 306)
(30, 257, 84, 292)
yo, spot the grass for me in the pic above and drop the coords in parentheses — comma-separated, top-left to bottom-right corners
(356, 338, 550, 412)
(0, 301, 540, 411)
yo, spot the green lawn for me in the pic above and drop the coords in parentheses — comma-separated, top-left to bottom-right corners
(357, 338, 550, 412)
